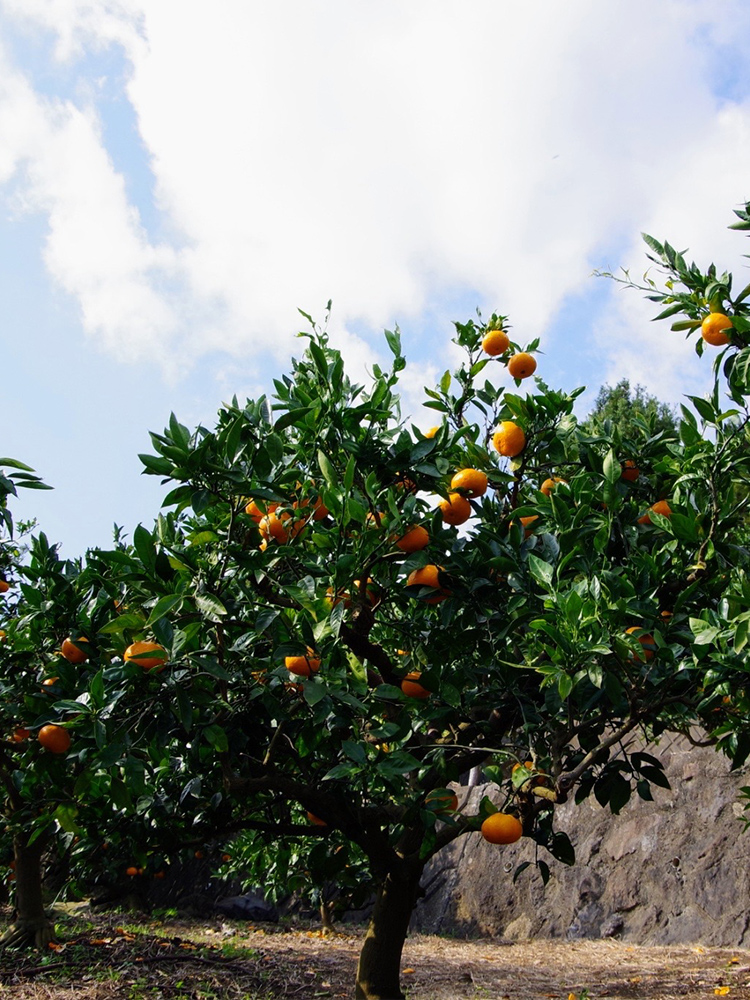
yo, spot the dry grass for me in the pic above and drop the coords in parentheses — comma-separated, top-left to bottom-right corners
(0, 910, 748, 998)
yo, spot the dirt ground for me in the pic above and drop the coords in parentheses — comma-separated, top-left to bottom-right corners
(0, 910, 748, 999)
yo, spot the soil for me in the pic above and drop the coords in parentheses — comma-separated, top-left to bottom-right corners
(0, 908, 748, 999)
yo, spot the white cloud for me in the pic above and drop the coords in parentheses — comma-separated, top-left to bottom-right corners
(1, 0, 750, 391)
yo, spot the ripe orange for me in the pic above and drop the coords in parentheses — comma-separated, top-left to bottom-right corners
(439, 493, 472, 526)
(395, 525, 430, 553)
(425, 789, 458, 813)
(194, 850, 204, 859)
(492, 422, 526, 458)
(450, 468, 488, 498)
(0, 580, 9, 594)
(517, 515, 539, 538)
(245, 499, 279, 523)
(38, 724, 71, 754)
(221, 853, 232, 862)
(507, 353, 537, 379)
(12, 727, 29, 743)
(481, 812, 523, 844)
(124, 641, 168, 670)
(621, 460, 639, 483)
(61, 637, 89, 664)
(307, 811, 327, 826)
(626, 626, 656, 662)
(42, 677, 59, 689)
(424, 425, 440, 439)
(285, 649, 321, 677)
(401, 672, 430, 699)
(395, 474, 418, 494)
(701, 312, 733, 346)
(294, 492, 329, 521)
(154, 870, 166, 879)
(126, 866, 139, 877)
(481, 329, 510, 356)
(259, 511, 304, 544)
(0, 630, 6, 642)
(540, 477, 566, 496)
(638, 500, 672, 525)
(406, 564, 451, 604)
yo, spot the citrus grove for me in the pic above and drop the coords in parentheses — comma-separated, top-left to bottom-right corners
(2, 205, 750, 998)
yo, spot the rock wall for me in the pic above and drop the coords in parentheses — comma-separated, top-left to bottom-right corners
(412, 735, 750, 946)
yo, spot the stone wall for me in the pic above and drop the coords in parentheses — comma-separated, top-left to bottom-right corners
(412, 735, 750, 946)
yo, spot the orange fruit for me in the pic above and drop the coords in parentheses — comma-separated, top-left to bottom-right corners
(0, 630, 6, 642)
(221, 853, 232, 862)
(637, 500, 672, 525)
(701, 312, 733, 346)
(540, 477, 566, 496)
(61, 637, 89, 664)
(258, 511, 304, 543)
(424, 425, 440, 439)
(481, 812, 523, 844)
(492, 422, 526, 458)
(294, 492, 329, 521)
(507, 353, 537, 379)
(395, 525, 429, 553)
(401, 672, 430, 699)
(325, 586, 350, 608)
(0, 580, 9, 594)
(395, 474, 418, 494)
(194, 850, 204, 860)
(626, 626, 656, 662)
(438, 493, 472, 526)
(621, 460, 639, 483)
(366, 511, 386, 529)
(481, 329, 510, 356)
(450, 468, 488, 498)
(154, 870, 165, 879)
(285, 649, 321, 677)
(37, 724, 71, 754)
(126, 866, 139, 877)
(124, 641, 168, 670)
(425, 789, 458, 813)
(518, 515, 539, 538)
(512, 760, 535, 772)
(245, 499, 279, 523)
(406, 565, 451, 604)
(307, 811, 327, 826)
(12, 727, 29, 743)
(42, 677, 59, 689)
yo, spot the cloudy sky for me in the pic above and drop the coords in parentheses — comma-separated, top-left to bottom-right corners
(1, 0, 749, 555)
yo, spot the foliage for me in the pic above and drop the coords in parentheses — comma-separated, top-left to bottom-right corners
(584, 378, 677, 440)
(4, 206, 750, 996)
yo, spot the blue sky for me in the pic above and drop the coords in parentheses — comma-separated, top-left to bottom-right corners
(1, 1, 750, 556)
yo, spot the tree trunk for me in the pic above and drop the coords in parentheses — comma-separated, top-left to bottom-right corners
(355, 862, 423, 1000)
(0, 834, 54, 950)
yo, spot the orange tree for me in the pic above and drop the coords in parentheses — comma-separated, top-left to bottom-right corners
(5, 204, 750, 996)
(0, 521, 221, 947)
(102, 217, 750, 1000)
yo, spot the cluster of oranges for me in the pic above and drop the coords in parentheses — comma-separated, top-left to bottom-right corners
(481, 326, 538, 380)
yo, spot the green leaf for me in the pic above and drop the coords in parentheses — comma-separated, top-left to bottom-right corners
(528, 553, 554, 590)
(195, 593, 228, 619)
(204, 724, 229, 752)
(603, 449, 619, 483)
(342, 740, 367, 765)
(147, 594, 183, 626)
(317, 450, 337, 488)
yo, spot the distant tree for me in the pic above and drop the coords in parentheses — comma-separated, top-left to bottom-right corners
(585, 379, 677, 439)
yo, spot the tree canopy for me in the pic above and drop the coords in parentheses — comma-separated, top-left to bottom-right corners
(2, 204, 750, 998)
